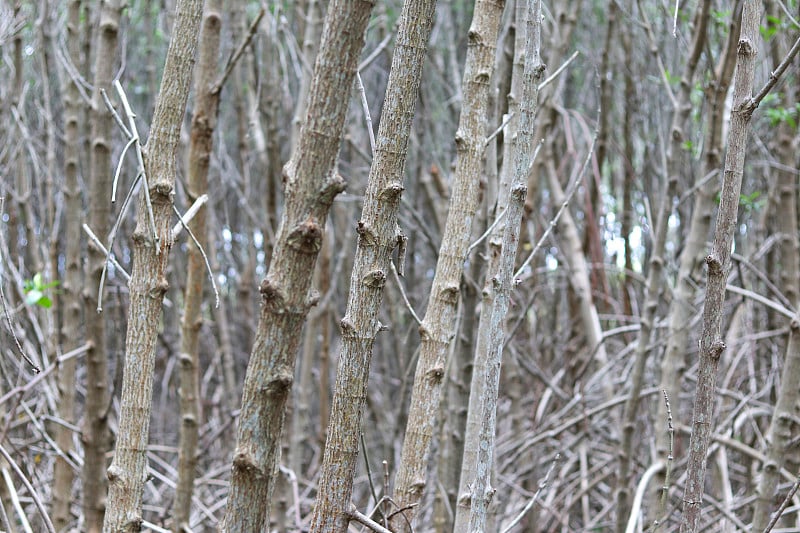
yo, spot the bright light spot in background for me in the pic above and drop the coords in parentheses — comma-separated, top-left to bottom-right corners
(546, 248, 559, 271)
(254, 230, 263, 249)
(669, 213, 679, 228)
(222, 228, 232, 242)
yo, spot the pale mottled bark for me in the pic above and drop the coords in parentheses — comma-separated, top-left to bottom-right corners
(455, 0, 544, 529)
(83, 2, 122, 530)
(310, 0, 437, 529)
(103, 1, 203, 530)
(221, 1, 375, 530)
(391, 0, 506, 529)
(680, 2, 760, 530)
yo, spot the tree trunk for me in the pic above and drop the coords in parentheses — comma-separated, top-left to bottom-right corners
(391, 0, 507, 528)
(172, 0, 224, 528)
(220, 1, 375, 530)
(454, 0, 544, 529)
(82, 2, 123, 530)
(103, 1, 203, 530)
(680, 2, 761, 530)
(309, 0, 437, 529)
(52, 1, 84, 530)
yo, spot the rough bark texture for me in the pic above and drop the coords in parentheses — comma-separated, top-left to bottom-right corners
(455, 0, 544, 530)
(679, 2, 759, 530)
(220, 1, 375, 530)
(82, 2, 122, 530)
(53, 1, 83, 530)
(309, 0, 438, 529)
(103, 1, 203, 531)
(172, 0, 223, 529)
(390, 0, 506, 528)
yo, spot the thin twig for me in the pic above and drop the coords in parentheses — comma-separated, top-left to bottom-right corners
(359, 29, 394, 72)
(485, 113, 515, 146)
(652, 389, 674, 533)
(750, 34, 800, 110)
(100, 87, 132, 140)
(467, 207, 507, 255)
(112, 136, 137, 202)
(762, 470, 800, 533)
(625, 461, 666, 533)
(1, 467, 33, 533)
(538, 50, 580, 91)
(390, 260, 421, 325)
(672, 0, 680, 37)
(515, 132, 589, 279)
(213, 7, 265, 93)
(171, 194, 210, 240)
(95, 172, 141, 311)
(500, 453, 560, 533)
(114, 80, 159, 248)
(348, 504, 394, 533)
(356, 71, 376, 156)
(360, 432, 384, 523)
(171, 203, 219, 309)
(0, 443, 56, 533)
(83, 224, 131, 283)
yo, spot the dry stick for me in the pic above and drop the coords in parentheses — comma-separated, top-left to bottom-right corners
(0, 490, 11, 533)
(95, 172, 140, 311)
(113, 81, 156, 242)
(484, 51, 579, 150)
(2, 466, 33, 533)
(348, 505, 394, 533)
(170, 202, 219, 308)
(762, 471, 800, 533)
(212, 6, 265, 94)
(0, 443, 56, 533)
(625, 461, 666, 533)
(500, 453, 561, 533)
(356, 71, 376, 155)
(515, 129, 593, 279)
(82, 224, 131, 282)
(390, 261, 421, 325)
(651, 390, 674, 533)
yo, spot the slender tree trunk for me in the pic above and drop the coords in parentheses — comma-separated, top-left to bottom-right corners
(82, 2, 123, 530)
(172, 0, 224, 528)
(390, 0, 506, 529)
(309, 0, 437, 529)
(221, 1, 375, 530)
(460, 2, 543, 529)
(103, 1, 203, 530)
(680, 2, 761, 529)
(52, 1, 84, 530)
